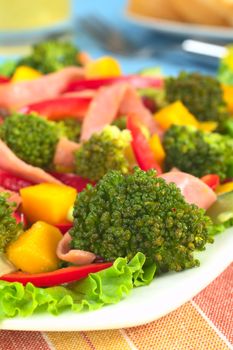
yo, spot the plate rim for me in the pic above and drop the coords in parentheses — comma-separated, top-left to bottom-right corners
(125, 10, 233, 39)
(0, 228, 232, 332)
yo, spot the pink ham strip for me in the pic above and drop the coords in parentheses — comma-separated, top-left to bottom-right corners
(56, 232, 96, 265)
(53, 138, 80, 168)
(159, 171, 217, 210)
(0, 66, 84, 110)
(0, 186, 21, 207)
(0, 139, 61, 184)
(80, 82, 161, 141)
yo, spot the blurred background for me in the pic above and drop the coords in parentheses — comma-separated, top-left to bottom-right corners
(0, 0, 232, 75)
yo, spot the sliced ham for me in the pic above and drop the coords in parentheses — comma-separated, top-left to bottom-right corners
(0, 139, 61, 184)
(56, 232, 96, 265)
(53, 138, 80, 169)
(0, 186, 21, 207)
(81, 82, 161, 141)
(159, 171, 217, 210)
(0, 67, 84, 110)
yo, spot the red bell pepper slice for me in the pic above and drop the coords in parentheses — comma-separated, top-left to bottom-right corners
(66, 75, 163, 93)
(13, 211, 27, 228)
(0, 169, 33, 192)
(51, 172, 94, 192)
(19, 96, 92, 121)
(127, 114, 162, 174)
(200, 174, 220, 191)
(55, 222, 73, 234)
(0, 262, 113, 287)
(0, 75, 10, 84)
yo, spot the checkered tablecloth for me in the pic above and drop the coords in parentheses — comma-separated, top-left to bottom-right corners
(0, 262, 232, 350)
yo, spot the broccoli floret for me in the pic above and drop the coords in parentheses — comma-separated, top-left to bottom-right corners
(112, 116, 127, 130)
(0, 113, 60, 169)
(163, 125, 233, 180)
(18, 40, 80, 74)
(74, 125, 132, 181)
(70, 168, 212, 273)
(0, 193, 22, 252)
(165, 72, 229, 125)
(56, 118, 82, 142)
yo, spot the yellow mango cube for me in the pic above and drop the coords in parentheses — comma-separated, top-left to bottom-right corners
(20, 183, 77, 225)
(154, 101, 199, 130)
(6, 221, 62, 274)
(85, 56, 121, 78)
(149, 134, 165, 165)
(11, 65, 42, 82)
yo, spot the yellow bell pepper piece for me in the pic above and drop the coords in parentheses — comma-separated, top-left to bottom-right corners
(85, 56, 121, 78)
(6, 221, 62, 274)
(11, 65, 42, 82)
(20, 183, 77, 225)
(154, 101, 199, 130)
(216, 182, 233, 195)
(223, 85, 233, 113)
(149, 134, 165, 165)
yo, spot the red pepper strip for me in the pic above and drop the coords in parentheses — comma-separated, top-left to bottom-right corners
(51, 172, 95, 192)
(0, 169, 33, 192)
(19, 96, 92, 121)
(66, 75, 163, 93)
(127, 114, 162, 174)
(1, 262, 113, 287)
(55, 222, 73, 234)
(13, 211, 27, 228)
(0, 75, 10, 84)
(200, 174, 220, 191)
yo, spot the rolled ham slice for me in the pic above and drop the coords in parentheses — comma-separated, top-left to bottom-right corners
(53, 138, 80, 169)
(56, 232, 96, 265)
(81, 82, 161, 141)
(159, 171, 217, 210)
(0, 139, 61, 184)
(0, 67, 84, 110)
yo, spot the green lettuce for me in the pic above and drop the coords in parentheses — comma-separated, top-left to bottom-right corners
(0, 252, 156, 320)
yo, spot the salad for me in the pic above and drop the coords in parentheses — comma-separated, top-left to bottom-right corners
(0, 40, 232, 320)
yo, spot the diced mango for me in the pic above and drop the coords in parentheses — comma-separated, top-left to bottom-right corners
(11, 65, 42, 82)
(223, 85, 233, 113)
(20, 183, 77, 225)
(6, 221, 62, 274)
(154, 101, 199, 130)
(149, 134, 165, 165)
(216, 182, 233, 195)
(198, 121, 218, 132)
(85, 56, 121, 78)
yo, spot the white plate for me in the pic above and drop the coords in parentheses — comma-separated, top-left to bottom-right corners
(125, 10, 233, 40)
(0, 228, 232, 331)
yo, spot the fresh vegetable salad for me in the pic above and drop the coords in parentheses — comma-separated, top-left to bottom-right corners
(0, 40, 232, 320)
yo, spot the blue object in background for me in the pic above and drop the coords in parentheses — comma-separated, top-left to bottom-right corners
(72, 0, 219, 76)
(0, 0, 220, 76)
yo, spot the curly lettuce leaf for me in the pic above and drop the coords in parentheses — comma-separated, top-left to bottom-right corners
(0, 252, 156, 320)
(218, 46, 233, 86)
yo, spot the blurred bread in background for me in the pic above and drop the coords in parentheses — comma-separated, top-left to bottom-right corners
(127, 0, 233, 26)
(127, 0, 182, 21)
(169, 0, 228, 26)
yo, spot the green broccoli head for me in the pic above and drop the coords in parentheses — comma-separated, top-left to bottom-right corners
(18, 40, 80, 74)
(0, 113, 60, 169)
(74, 125, 132, 181)
(70, 167, 212, 273)
(56, 118, 82, 142)
(163, 124, 233, 180)
(0, 193, 22, 252)
(165, 72, 229, 125)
